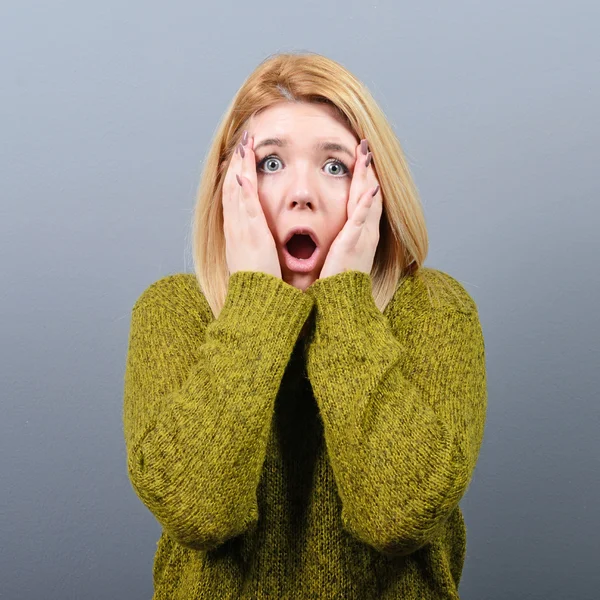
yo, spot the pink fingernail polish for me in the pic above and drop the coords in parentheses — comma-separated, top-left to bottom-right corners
(372, 184, 380, 197)
(242, 130, 248, 146)
(365, 152, 372, 168)
(238, 143, 245, 158)
(361, 139, 369, 155)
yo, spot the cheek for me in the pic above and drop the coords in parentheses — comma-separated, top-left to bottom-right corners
(256, 177, 277, 203)
(255, 186, 277, 226)
(325, 179, 350, 204)
(335, 190, 351, 214)
(329, 196, 350, 231)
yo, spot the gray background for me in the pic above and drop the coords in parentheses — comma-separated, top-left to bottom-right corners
(1, 1, 597, 598)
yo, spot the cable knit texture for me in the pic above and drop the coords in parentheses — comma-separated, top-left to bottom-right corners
(123, 267, 487, 599)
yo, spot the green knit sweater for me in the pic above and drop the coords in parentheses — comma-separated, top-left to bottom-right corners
(123, 268, 487, 599)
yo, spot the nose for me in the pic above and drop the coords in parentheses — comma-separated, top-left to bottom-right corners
(290, 195, 312, 209)
(286, 166, 317, 210)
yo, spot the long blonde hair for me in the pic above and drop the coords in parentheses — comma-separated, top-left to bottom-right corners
(192, 51, 441, 319)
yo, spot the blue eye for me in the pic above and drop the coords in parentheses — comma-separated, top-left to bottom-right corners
(257, 155, 350, 177)
(324, 159, 349, 176)
(258, 156, 282, 173)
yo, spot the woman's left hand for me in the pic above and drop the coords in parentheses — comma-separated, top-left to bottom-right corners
(319, 139, 383, 279)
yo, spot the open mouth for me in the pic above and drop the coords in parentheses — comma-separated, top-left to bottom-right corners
(285, 233, 317, 259)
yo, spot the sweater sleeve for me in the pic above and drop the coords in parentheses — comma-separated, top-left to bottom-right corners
(123, 271, 314, 551)
(304, 270, 487, 557)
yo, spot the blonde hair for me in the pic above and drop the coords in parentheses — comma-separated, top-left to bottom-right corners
(191, 51, 453, 319)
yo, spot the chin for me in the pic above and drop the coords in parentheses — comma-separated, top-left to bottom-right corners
(283, 272, 318, 292)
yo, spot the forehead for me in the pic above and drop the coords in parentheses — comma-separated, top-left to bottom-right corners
(249, 102, 356, 141)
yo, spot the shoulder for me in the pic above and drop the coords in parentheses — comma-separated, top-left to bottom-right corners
(131, 272, 213, 324)
(389, 266, 479, 316)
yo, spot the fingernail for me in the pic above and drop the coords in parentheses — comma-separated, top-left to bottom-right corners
(242, 130, 248, 146)
(365, 152, 372, 168)
(236, 174, 242, 186)
(238, 143, 245, 158)
(372, 184, 380, 197)
(361, 139, 369, 155)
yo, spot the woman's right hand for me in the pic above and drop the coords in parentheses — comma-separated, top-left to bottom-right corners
(222, 130, 282, 280)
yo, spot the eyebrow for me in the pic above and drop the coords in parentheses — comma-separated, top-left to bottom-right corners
(253, 137, 355, 160)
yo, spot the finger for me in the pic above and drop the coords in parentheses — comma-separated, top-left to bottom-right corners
(236, 171, 257, 218)
(340, 187, 374, 249)
(237, 137, 259, 219)
(221, 154, 234, 237)
(242, 133, 258, 194)
(339, 183, 381, 252)
(233, 143, 245, 223)
(369, 181, 382, 214)
(357, 185, 381, 227)
(223, 145, 236, 194)
(222, 145, 240, 230)
(363, 147, 380, 206)
(348, 140, 371, 219)
(347, 142, 361, 219)
(362, 184, 382, 242)
(358, 186, 377, 219)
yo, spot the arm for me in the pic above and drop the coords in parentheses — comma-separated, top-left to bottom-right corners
(304, 270, 487, 557)
(123, 271, 314, 551)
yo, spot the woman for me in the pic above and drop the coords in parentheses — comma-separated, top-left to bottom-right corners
(123, 51, 487, 599)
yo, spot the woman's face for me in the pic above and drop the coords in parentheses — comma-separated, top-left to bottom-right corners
(247, 101, 359, 292)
